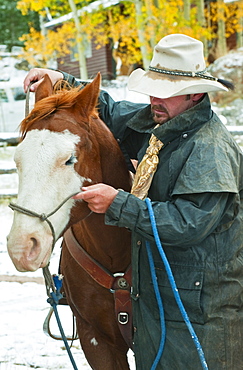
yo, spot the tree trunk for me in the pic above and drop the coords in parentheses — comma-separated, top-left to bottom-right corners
(237, 18, 243, 48)
(217, 0, 227, 56)
(237, 1, 243, 48)
(196, 0, 208, 59)
(184, 0, 191, 20)
(144, 0, 156, 50)
(134, 0, 151, 69)
(68, 0, 88, 79)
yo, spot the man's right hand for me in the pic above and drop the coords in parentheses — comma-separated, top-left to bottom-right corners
(23, 68, 64, 93)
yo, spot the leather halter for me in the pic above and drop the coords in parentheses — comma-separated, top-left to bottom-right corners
(64, 227, 133, 349)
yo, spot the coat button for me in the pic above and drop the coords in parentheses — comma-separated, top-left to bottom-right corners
(194, 281, 200, 286)
(182, 133, 188, 139)
(137, 240, 141, 246)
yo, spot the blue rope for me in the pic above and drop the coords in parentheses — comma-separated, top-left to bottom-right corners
(145, 198, 208, 370)
(145, 240, 166, 370)
(47, 276, 79, 370)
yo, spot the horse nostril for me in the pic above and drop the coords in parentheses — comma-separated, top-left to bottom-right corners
(28, 237, 40, 261)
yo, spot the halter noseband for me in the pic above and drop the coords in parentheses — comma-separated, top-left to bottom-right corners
(9, 192, 83, 295)
(9, 192, 80, 249)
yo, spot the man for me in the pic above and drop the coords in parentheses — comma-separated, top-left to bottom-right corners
(24, 34, 243, 369)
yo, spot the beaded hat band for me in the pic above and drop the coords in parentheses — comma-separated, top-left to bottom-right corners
(148, 66, 218, 82)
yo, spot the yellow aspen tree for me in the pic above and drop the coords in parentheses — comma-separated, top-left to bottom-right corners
(143, 0, 156, 50)
(17, 0, 71, 16)
(19, 24, 74, 67)
(207, 0, 241, 58)
(236, 0, 243, 48)
(184, 0, 191, 20)
(16, 0, 216, 72)
(217, 0, 227, 56)
(195, 0, 208, 58)
(67, 0, 88, 79)
(134, 0, 151, 69)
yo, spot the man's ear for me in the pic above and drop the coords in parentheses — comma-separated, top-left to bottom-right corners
(192, 93, 205, 103)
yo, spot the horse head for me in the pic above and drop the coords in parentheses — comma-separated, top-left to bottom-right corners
(7, 73, 131, 272)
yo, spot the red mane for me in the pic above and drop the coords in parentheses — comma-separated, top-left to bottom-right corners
(20, 85, 97, 138)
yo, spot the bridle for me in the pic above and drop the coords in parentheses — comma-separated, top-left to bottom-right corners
(9, 192, 92, 294)
(9, 192, 80, 250)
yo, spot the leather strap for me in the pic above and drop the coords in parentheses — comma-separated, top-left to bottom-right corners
(64, 227, 133, 349)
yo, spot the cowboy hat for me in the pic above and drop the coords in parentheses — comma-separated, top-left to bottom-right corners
(127, 34, 229, 99)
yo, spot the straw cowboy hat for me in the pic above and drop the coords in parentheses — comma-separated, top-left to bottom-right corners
(127, 34, 231, 99)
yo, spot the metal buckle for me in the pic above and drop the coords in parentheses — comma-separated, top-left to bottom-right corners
(113, 272, 125, 277)
(118, 312, 129, 325)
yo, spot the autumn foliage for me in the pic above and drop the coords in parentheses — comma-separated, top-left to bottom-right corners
(17, 0, 243, 70)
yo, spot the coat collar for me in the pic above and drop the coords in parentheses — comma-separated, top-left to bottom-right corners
(127, 94, 213, 144)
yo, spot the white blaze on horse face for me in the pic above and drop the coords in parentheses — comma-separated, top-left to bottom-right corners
(7, 129, 85, 272)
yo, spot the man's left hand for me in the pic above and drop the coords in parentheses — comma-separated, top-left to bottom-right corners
(73, 184, 118, 213)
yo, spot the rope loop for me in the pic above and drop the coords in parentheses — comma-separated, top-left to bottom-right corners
(8, 191, 80, 249)
(145, 197, 208, 370)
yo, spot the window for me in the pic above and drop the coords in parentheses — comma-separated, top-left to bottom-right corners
(11, 87, 26, 101)
(0, 89, 8, 102)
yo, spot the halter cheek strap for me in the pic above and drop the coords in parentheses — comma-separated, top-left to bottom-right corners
(9, 192, 80, 249)
(8, 191, 87, 296)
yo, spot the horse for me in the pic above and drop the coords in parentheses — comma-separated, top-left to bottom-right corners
(7, 73, 133, 369)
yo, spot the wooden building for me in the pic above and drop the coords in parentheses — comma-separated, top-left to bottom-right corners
(44, 0, 118, 80)
(56, 40, 116, 80)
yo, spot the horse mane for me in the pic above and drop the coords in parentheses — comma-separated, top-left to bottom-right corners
(20, 82, 95, 138)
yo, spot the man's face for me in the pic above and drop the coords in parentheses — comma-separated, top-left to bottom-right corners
(150, 94, 195, 125)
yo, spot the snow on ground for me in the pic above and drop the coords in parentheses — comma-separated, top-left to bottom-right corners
(0, 281, 92, 370)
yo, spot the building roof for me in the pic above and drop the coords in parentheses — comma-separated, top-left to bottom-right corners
(44, 0, 119, 29)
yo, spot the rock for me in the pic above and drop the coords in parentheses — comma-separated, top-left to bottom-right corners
(208, 48, 243, 105)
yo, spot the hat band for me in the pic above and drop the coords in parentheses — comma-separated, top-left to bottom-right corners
(149, 66, 217, 82)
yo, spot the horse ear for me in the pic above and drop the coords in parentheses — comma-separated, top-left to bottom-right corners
(75, 72, 101, 116)
(35, 74, 54, 102)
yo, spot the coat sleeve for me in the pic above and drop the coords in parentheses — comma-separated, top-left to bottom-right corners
(61, 71, 147, 139)
(61, 71, 82, 87)
(105, 190, 235, 248)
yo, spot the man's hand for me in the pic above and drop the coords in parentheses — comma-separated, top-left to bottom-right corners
(73, 184, 119, 213)
(24, 68, 64, 93)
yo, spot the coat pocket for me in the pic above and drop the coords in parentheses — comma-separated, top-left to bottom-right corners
(153, 262, 204, 324)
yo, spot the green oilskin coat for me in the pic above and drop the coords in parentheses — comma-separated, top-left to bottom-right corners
(63, 73, 243, 369)
(105, 95, 243, 370)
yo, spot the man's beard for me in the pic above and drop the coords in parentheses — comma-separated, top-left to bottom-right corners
(151, 105, 170, 125)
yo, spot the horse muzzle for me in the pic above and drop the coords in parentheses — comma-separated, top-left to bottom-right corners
(7, 231, 53, 272)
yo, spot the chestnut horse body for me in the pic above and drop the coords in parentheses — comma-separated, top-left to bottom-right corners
(7, 74, 132, 369)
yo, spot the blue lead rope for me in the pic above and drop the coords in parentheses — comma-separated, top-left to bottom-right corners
(47, 275, 78, 370)
(145, 240, 166, 370)
(145, 198, 209, 370)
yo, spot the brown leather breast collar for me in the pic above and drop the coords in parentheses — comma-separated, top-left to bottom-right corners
(64, 227, 133, 349)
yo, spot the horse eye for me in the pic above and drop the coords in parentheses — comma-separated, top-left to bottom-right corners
(65, 155, 77, 166)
